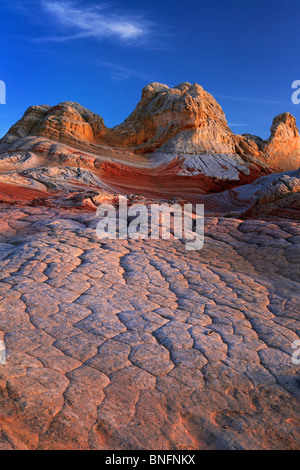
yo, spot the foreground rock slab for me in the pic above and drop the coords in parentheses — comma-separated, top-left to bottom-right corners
(0, 205, 299, 450)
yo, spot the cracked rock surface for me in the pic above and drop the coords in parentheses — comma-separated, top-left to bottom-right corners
(0, 204, 299, 450)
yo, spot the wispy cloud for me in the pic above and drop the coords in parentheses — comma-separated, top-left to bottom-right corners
(215, 94, 287, 105)
(33, 0, 153, 43)
(227, 122, 248, 127)
(97, 61, 154, 82)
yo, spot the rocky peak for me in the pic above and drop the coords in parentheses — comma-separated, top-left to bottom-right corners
(0, 82, 299, 172)
(1, 101, 106, 148)
(140, 82, 170, 102)
(269, 112, 299, 140)
(262, 112, 300, 170)
(107, 82, 232, 152)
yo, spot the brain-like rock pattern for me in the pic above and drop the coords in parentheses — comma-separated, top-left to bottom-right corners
(0, 205, 299, 450)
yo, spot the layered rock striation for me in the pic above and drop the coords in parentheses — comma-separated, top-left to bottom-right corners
(0, 82, 299, 209)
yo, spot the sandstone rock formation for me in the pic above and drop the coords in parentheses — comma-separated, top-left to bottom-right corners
(0, 82, 299, 450)
(2, 83, 299, 169)
(190, 168, 300, 219)
(263, 113, 300, 170)
(1, 82, 299, 207)
(0, 83, 236, 154)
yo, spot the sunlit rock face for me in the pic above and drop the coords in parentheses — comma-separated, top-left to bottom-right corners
(262, 113, 300, 170)
(1, 102, 106, 146)
(103, 82, 236, 152)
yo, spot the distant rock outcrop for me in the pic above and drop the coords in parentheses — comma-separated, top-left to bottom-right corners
(0, 82, 299, 210)
(1, 102, 106, 147)
(263, 113, 300, 170)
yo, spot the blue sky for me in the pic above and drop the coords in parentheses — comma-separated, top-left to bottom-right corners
(0, 0, 299, 139)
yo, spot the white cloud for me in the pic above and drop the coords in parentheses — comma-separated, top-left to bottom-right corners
(227, 123, 248, 127)
(215, 94, 287, 105)
(38, 0, 150, 43)
(98, 61, 154, 82)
